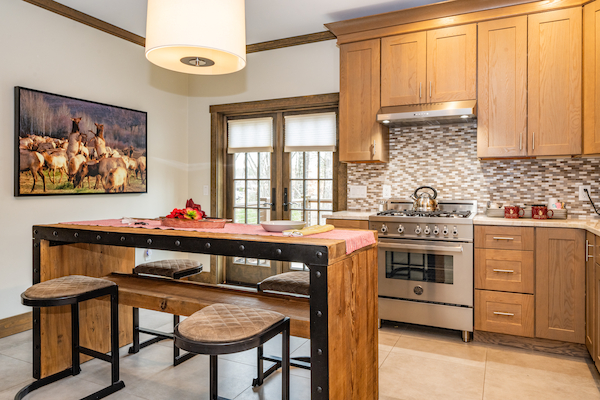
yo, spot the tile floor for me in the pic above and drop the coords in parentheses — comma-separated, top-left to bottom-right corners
(1, 310, 600, 399)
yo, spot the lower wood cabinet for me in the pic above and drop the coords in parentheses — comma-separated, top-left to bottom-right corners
(595, 262, 600, 371)
(475, 248, 534, 294)
(586, 232, 595, 354)
(475, 290, 534, 337)
(535, 228, 585, 343)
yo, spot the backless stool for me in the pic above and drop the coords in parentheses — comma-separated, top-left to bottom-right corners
(255, 271, 311, 386)
(129, 259, 202, 366)
(174, 303, 290, 400)
(16, 275, 124, 400)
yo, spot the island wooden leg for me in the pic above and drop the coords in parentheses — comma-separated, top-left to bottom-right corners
(309, 245, 378, 400)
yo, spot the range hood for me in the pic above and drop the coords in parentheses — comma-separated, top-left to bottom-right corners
(377, 100, 477, 126)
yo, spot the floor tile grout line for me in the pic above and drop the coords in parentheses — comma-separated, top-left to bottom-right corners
(481, 348, 488, 400)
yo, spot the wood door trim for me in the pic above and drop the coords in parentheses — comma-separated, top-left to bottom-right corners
(0, 312, 32, 339)
(210, 93, 339, 115)
(584, 1, 600, 154)
(24, 0, 336, 53)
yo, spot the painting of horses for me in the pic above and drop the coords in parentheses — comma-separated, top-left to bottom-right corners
(14, 87, 147, 196)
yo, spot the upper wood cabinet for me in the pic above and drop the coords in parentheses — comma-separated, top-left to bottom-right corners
(584, 1, 600, 154)
(381, 24, 476, 107)
(381, 32, 427, 106)
(535, 228, 585, 344)
(339, 39, 389, 163)
(528, 8, 582, 156)
(477, 16, 528, 158)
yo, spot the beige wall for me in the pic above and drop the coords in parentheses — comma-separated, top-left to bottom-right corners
(0, 1, 190, 319)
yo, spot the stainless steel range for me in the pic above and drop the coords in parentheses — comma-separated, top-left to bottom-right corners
(369, 198, 477, 341)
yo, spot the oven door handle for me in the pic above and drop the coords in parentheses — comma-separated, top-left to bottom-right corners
(379, 242, 464, 253)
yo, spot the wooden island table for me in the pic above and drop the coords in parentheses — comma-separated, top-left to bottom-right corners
(31, 222, 378, 399)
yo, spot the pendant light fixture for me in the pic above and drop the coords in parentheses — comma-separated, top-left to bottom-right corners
(145, 0, 247, 75)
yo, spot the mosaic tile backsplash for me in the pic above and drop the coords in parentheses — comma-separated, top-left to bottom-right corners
(346, 123, 600, 216)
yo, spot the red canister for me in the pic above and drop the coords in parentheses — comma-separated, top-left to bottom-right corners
(504, 206, 524, 219)
(532, 205, 554, 219)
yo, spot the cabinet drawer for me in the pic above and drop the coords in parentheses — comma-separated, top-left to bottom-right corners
(475, 226, 534, 250)
(475, 249, 534, 293)
(475, 290, 534, 337)
(325, 219, 369, 230)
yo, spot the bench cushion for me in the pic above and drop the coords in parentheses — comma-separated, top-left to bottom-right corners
(23, 275, 115, 299)
(134, 259, 202, 278)
(258, 271, 310, 295)
(177, 303, 284, 343)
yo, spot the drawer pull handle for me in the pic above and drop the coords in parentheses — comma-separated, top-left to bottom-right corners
(493, 237, 514, 240)
(492, 269, 514, 273)
(493, 312, 515, 316)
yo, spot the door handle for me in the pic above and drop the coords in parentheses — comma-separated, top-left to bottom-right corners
(532, 132, 535, 150)
(493, 312, 515, 316)
(587, 240, 594, 262)
(493, 237, 514, 241)
(519, 132, 522, 150)
(283, 188, 289, 212)
(492, 269, 515, 273)
(419, 82, 422, 99)
(429, 81, 432, 98)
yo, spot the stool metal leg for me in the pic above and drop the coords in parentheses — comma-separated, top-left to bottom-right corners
(255, 345, 264, 386)
(111, 289, 120, 384)
(71, 303, 80, 376)
(129, 307, 140, 354)
(210, 355, 218, 400)
(282, 321, 290, 400)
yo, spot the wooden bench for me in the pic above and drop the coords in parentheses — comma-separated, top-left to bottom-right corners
(104, 273, 311, 339)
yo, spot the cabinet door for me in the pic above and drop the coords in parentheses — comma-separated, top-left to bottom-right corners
(535, 228, 585, 343)
(595, 261, 600, 370)
(477, 16, 528, 158)
(426, 24, 476, 102)
(339, 39, 388, 162)
(587, 232, 596, 354)
(528, 8, 582, 156)
(584, 1, 600, 154)
(381, 32, 427, 106)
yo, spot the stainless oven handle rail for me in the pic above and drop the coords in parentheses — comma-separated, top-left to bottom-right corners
(379, 242, 464, 253)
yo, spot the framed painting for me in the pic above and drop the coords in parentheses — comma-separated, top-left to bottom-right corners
(15, 87, 147, 196)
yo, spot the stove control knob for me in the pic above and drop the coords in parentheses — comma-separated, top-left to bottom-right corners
(381, 224, 388, 234)
(452, 226, 459, 236)
(424, 226, 431, 235)
(442, 226, 449, 236)
(397, 225, 404, 234)
(433, 226, 440, 235)
(415, 225, 422, 235)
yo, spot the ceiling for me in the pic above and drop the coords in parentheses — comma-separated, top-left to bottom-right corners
(52, 0, 445, 44)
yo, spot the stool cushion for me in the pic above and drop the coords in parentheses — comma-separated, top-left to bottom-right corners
(258, 271, 310, 295)
(177, 304, 284, 343)
(134, 259, 202, 278)
(24, 275, 115, 299)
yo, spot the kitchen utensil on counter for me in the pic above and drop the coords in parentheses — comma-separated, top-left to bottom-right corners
(532, 205, 554, 219)
(548, 198, 560, 209)
(261, 220, 306, 232)
(410, 186, 439, 211)
(504, 205, 524, 219)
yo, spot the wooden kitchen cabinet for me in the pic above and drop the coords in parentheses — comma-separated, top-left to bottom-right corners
(339, 39, 389, 163)
(535, 228, 585, 343)
(475, 290, 534, 337)
(477, 16, 528, 158)
(586, 232, 596, 354)
(475, 248, 534, 294)
(584, 1, 600, 155)
(381, 24, 476, 107)
(528, 8, 582, 156)
(595, 261, 600, 370)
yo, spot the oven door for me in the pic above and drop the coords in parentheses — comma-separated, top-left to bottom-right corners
(378, 239, 473, 307)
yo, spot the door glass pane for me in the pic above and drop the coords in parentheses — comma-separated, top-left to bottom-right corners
(260, 180, 270, 207)
(247, 208, 258, 224)
(235, 153, 245, 179)
(291, 180, 304, 209)
(291, 210, 303, 221)
(291, 152, 303, 179)
(306, 211, 319, 227)
(234, 180, 245, 207)
(259, 153, 270, 179)
(385, 251, 454, 284)
(319, 152, 333, 179)
(247, 152, 258, 179)
(305, 152, 318, 179)
(234, 208, 245, 223)
(305, 180, 318, 209)
(247, 180, 258, 207)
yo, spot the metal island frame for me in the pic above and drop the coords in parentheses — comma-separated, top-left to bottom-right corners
(31, 222, 378, 400)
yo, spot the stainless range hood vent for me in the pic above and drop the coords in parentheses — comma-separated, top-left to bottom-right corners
(377, 100, 477, 127)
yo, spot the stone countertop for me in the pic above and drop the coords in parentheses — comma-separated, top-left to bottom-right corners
(474, 215, 600, 236)
(323, 211, 374, 221)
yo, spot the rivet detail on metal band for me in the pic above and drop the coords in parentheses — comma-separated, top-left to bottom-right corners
(239, 245, 245, 251)
(52, 231, 58, 236)
(316, 251, 323, 258)
(175, 240, 181, 246)
(74, 232, 79, 238)
(205, 243, 211, 249)
(315, 271, 321, 278)
(317, 387, 323, 393)
(34, 269, 38, 273)
(120, 236, 126, 242)
(317, 349, 323, 355)
(33, 230, 38, 235)
(34, 243, 39, 248)
(96, 235, 101, 240)
(316, 311, 322, 317)
(147, 239, 152, 245)
(275, 249, 282, 255)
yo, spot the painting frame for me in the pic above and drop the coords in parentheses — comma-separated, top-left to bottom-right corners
(15, 86, 148, 197)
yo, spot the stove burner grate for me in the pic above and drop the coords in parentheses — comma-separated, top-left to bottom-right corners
(377, 209, 472, 218)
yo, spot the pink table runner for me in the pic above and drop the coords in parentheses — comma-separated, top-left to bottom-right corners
(62, 219, 376, 255)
